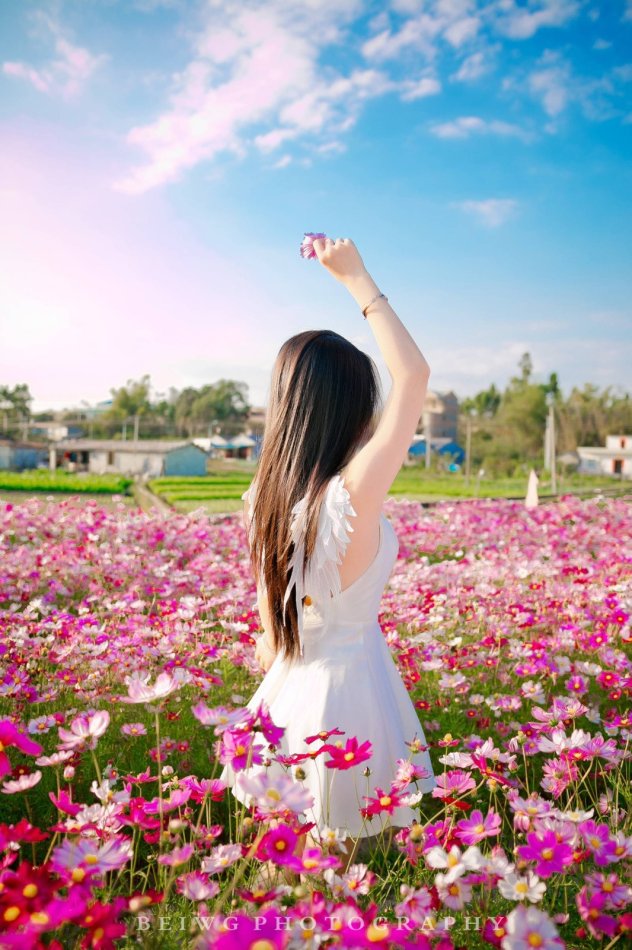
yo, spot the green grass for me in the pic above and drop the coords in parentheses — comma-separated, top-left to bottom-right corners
(0, 470, 133, 494)
(149, 466, 630, 514)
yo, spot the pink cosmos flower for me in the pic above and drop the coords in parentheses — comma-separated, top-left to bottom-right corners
(578, 820, 619, 866)
(517, 830, 574, 878)
(576, 887, 618, 939)
(58, 710, 110, 751)
(120, 671, 180, 704)
(1, 770, 42, 794)
(0, 719, 43, 778)
(157, 843, 195, 866)
(431, 769, 476, 799)
(258, 824, 300, 868)
(176, 871, 220, 901)
(455, 808, 501, 845)
(321, 736, 373, 770)
(201, 843, 244, 874)
(121, 723, 147, 737)
(219, 729, 265, 771)
(361, 785, 408, 817)
(236, 771, 314, 816)
(300, 232, 327, 259)
(51, 836, 133, 880)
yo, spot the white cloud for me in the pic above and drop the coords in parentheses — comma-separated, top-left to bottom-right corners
(528, 52, 572, 116)
(2, 12, 107, 99)
(115, 0, 443, 194)
(451, 198, 519, 227)
(451, 50, 491, 82)
(399, 75, 442, 100)
(624, 1, 632, 22)
(490, 0, 580, 40)
(430, 115, 530, 140)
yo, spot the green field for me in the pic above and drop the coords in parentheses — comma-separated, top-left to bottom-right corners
(0, 470, 133, 495)
(149, 464, 630, 513)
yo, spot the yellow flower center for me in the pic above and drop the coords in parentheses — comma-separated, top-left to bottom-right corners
(22, 884, 38, 898)
(343, 752, 355, 761)
(250, 942, 276, 950)
(516, 882, 529, 895)
(236, 744, 247, 756)
(366, 922, 390, 942)
(30, 912, 49, 925)
(541, 848, 554, 860)
(3, 907, 20, 922)
(72, 868, 86, 883)
(475, 824, 485, 834)
(379, 796, 391, 807)
(527, 934, 543, 947)
(85, 854, 99, 865)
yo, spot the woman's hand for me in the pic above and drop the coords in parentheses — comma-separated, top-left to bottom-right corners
(312, 237, 368, 287)
(254, 633, 277, 672)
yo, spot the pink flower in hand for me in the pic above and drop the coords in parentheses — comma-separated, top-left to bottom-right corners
(300, 232, 327, 259)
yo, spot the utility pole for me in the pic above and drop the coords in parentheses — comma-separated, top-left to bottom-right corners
(544, 393, 557, 494)
(425, 409, 432, 470)
(134, 413, 140, 442)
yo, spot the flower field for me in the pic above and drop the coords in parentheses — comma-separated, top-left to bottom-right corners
(0, 492, 630, 949)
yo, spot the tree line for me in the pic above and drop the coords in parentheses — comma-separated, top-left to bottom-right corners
(457, 353, 632, 476)
(2, 354, 631, 476)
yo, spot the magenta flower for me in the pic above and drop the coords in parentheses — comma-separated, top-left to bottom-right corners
(454, 808, 501, 845)
(579, 820, 619, 866)
(300, 231, 327, 259)
(0, 719, 43, 778)
(219, 728, 264, 771)
(517, 830, 574, 878)
(361, 785, 408, 818)
(258, 824, 300, 867)
(576, 887, 618, 938)
(321, 736, 373, 770)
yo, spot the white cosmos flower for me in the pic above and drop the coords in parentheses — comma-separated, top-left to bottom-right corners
(425, 844, 484, 883)
(499, 871, 546, 903)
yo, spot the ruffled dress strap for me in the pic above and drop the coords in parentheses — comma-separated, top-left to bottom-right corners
(282, 473, 357, 659)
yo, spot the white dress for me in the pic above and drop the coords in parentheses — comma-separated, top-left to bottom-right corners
(219, 473, 436, 839)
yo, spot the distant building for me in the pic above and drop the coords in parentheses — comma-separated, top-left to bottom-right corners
(0, 440, 49, 471)
(418, 390, 459, 441)
(577, 435, 632, 479)
(29, 423, 85, 442)
(51, 440, 208, 477)
(195, 431, 261, 461)
(408, 436, 465, 465)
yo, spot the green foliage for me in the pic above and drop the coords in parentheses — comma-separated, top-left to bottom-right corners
(0, 470, 132, 494)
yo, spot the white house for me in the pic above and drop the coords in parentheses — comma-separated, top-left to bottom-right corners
(51, 439, 208, 477)
(577, 434, 632, 479)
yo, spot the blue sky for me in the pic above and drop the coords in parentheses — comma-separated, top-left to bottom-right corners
(0, 0, 630, 413)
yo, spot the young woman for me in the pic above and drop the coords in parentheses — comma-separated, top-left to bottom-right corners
(220, 236, 436, 882)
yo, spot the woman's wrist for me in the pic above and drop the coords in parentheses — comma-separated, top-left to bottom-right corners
(343, 270, 381, 308)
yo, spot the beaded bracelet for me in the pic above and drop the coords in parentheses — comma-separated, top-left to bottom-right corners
(362, 292, 387, 318)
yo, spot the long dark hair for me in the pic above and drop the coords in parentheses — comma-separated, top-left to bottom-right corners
(246, 330, 381, 663)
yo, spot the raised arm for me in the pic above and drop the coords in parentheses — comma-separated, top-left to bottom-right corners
(313, 237, 430, 520)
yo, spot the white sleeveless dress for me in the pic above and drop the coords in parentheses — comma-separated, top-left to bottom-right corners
(219, 473, 436, 839)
